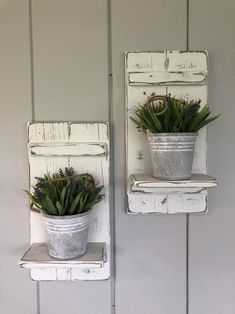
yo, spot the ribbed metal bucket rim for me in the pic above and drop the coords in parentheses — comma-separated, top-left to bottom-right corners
(42, 209, 92, 220)
(147, 132, 198, 137)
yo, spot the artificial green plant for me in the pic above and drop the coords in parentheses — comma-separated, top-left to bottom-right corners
(24, 167, 104, 216)
(130, 94, 220, 133)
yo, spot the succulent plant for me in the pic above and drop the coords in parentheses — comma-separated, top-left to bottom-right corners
(130, 94, 220, 133)
(24, 167, 104, 216)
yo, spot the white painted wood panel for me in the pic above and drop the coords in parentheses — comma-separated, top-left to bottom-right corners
(29, 143, 107, 157)
(129, 71, 206, 85)
(26, 122, 110, 281)
(128, 189, 208, 214)
(130, 174, 218, 188)
(167, 51, 208, 72)
(126, 51, 166, 72)
(126, 51, 216, 214)
(19, 242, 105, 268)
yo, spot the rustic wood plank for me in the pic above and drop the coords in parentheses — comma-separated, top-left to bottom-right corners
(19, 242, 105, 268)
(129, 71, 206, 85)
(126, 51, 166, 72)
(130, 174, 218, 189)
(27, 122, 110, 281)
(31, 264, 110, 281)
(126, 51, 213, 214)
(128, 190, 208, 214)
(28, 122, 69, 143)
(167, 50, 208, 72)
(29, 143, 107, 157)
(69, 122, 109, 143)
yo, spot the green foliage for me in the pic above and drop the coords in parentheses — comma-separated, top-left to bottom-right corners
(24, 167, 104, 216)
(130, 95, 220, 133)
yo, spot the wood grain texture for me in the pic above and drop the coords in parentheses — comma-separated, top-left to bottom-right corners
(1, 0, 232, 313)
(27, 122, 111, 281)
(167, 51, 208, 72)
(189, 1, 235, 314)
(126, 51, 212, 214)
(129, 71, 206, 85)
(128, 174, 219, 214)
(19, 242, 105, 268)
(0, 1, 37, 313)
(29, 143, 107, 157)
(130, 174, 218, 188)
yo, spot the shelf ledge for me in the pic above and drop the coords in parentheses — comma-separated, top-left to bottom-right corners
(19, 242, 106, 269)
(130, 173, 219, 191)
(127, 173, 219, 214)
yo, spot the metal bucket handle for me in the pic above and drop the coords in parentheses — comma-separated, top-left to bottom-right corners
(144, 95, 168, 116)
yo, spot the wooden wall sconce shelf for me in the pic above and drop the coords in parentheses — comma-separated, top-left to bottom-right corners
(19, 122, 111, 281)
(125, 51, 219, 214)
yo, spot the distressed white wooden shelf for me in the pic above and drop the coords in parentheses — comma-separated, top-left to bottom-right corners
(126, 51, 218, 214)
(20, 122, 111, 281)
(128, 174, 219, 214)
(129, 174, 218, 190)
(19, 242, 106, 269)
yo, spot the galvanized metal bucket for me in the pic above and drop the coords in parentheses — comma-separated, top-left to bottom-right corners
(42, 210, 92, 260)
(147, 132, 198, 180)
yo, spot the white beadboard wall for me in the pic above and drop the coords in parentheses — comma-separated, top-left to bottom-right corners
(0, 0, 234, 314)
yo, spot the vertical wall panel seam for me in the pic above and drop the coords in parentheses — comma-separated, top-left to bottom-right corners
(187, 0, 189, 50)
(186, 215, 189, 314)
(107, 0, 116, 313)
(186, 1, 190, 314)
(29, 0, 40, 313)
(29, 0, 35, 121)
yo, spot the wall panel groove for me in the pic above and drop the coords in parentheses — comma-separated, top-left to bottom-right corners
(31, 1, 111, 313)
(0, 0, 37, 313)
(29, 1, 40, 312)
(1, 1, 234, 313)
(111, 1, 187, 313)
(189, 1, 235, 314)
(107, 0, 116, 312)
(186, 1, 189, 314)
(29, 0, 35, 121)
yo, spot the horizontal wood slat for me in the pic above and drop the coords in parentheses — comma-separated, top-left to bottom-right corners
(128, 189, 208, 214)
(130, 174, 218, 189)
(19, 242, 105, 268)
(129, 71, 206, 85)
(29, 143, 107, 157)
(24, 122, 111, 280)
(126, 51, 217, 214)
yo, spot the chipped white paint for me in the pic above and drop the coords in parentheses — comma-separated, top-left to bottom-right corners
(128, 189, 208, 214)
(29, 143, 107, 157)
(24, 122, 110, 280)
(126, 51, 166, 72)
(167, 51, 208, 72)
(126, 51, 218, 214)
(129, 71, 206, 85)
(130, 174, 218, 189)
(19, 242, 105, 269)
